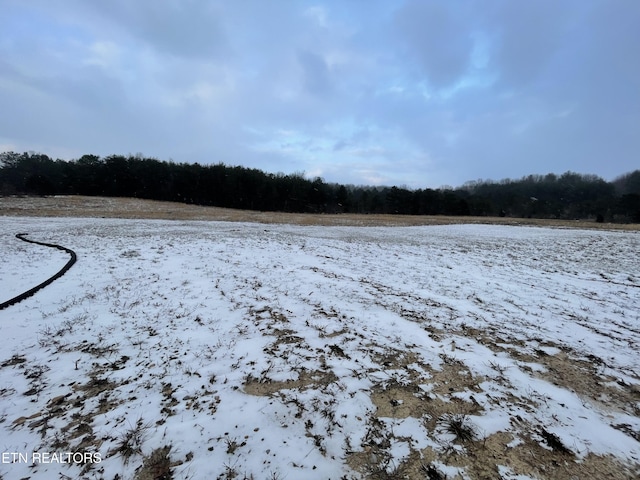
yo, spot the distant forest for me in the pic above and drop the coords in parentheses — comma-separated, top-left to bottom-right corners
(1, 151, 639, 222)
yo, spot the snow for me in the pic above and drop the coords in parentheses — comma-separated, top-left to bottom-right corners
(0, 233, 70, 303)
(0, 216, 639, 479)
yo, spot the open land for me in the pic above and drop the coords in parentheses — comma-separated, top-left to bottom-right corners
(0, 196, 639, 479)
(2, 195, 639, 229)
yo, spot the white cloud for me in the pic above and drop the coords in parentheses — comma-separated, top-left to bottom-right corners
(304, 6, 329, 29)
(83, 41, 120, 69)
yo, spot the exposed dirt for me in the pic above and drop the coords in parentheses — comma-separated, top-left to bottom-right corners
(351, 344, 640, 479)
(537, 350, 640, 416)
(2, 195, 638, 229)
(244, 370, 339, 397)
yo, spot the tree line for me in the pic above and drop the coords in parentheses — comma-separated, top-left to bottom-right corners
(1, 151, 639, 222)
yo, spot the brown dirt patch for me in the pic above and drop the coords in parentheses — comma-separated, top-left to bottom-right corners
(455, 326, 640, 419)
(412, 439, 639, 480)
(359, 341, 640, 480)
(537, 350, 640, 417)
(243, 369, 338, 396)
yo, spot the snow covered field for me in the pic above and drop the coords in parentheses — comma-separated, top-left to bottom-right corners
(0, 216, 639, 479)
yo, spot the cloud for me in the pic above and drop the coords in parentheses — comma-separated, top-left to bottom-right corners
(1, 0, 638, 188)
(394, 0, 476, 90)
(487, 0, 576, 89)
(297, 50, 333, 97)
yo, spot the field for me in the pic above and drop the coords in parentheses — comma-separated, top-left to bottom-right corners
(1, 197, 639, 479)
(2, 195, 640, 229)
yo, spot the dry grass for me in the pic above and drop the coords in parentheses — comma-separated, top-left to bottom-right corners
(2, 195, 638, 230)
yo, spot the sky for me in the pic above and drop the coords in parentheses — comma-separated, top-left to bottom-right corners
(1, 0, 638, 189)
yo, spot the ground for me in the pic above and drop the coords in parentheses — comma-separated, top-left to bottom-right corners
(0, 196, 639, 479)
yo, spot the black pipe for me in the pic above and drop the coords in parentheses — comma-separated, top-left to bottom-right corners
(0, 234, 77, 310)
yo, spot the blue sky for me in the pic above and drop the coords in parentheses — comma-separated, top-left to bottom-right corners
(1, 0, 638, 188)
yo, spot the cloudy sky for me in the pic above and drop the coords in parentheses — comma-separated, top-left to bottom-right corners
(1, 1, 638, 188)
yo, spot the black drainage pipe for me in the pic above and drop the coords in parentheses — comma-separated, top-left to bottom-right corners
(0, 234, 77, 310)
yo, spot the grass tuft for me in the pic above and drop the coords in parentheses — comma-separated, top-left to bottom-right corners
(438, 413, 476, 443)
(110, 417, 150, 464)
(134, 445, 173, 480)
